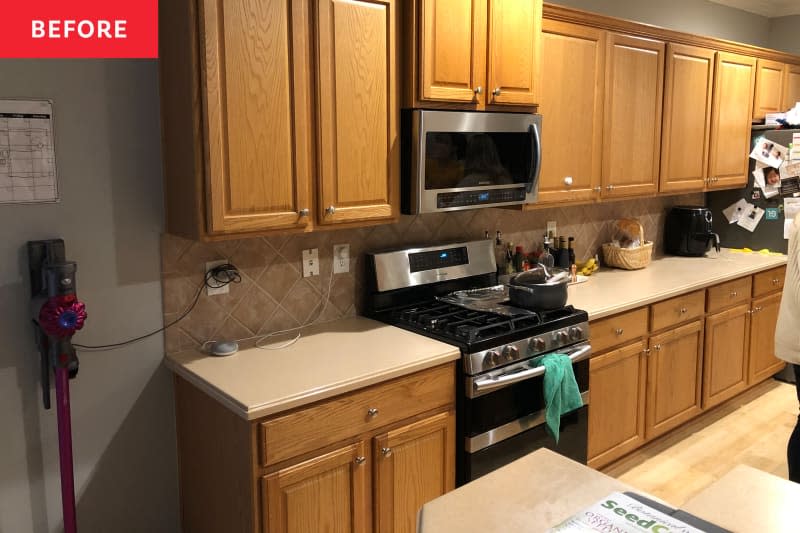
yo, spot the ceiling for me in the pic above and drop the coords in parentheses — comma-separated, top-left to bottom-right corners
(707, 0, 800, 17)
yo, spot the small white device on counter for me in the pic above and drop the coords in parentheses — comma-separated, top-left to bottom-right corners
(208, 340, 239, 357)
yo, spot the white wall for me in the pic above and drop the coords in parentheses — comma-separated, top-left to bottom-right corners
(769, 15, 800, 55)
(0, 60, 177, 532)
(550, 0, 770, 47)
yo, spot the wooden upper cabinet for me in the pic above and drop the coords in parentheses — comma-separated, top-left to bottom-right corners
(316, 0, 399, 225)
(659, 44, 715, 193)
(410, 0, 540, 108)
(486, 0, 542, 105)
(784, 63, 800, 111)
(199, 0, 313, 234)
(754, 59, 785, 120)
(601, 33, 664, 198)
(419, 0, 486, 103)
(536, 20, 605, 205)
(708, 52, 756, 190)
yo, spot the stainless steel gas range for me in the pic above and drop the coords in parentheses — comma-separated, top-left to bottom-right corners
(365, 239, 592, 485)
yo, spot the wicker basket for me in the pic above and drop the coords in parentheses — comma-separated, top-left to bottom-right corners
(602, 220, 653, 270)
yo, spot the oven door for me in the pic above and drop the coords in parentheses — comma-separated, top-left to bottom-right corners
(403, 109, 541, 214)
(459, 342, 590, 484)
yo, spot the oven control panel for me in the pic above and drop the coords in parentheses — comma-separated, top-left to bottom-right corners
(464, 321, 590, 375)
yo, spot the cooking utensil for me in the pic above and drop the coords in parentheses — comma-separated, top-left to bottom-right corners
(507, 266, 569, 310)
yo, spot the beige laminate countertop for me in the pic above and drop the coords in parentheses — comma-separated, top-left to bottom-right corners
(568, 249, 786, 320)
(419, 449, 798, 533)
(164, 316, 460, 420)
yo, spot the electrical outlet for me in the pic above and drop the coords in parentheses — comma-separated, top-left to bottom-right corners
(205, 260, 230, 296)
(546, 221, 557, 237)
(333, 243, 350, 274)
(302, 248, 320, 277)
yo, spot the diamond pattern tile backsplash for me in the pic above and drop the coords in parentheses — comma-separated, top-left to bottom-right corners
(161, 193, 702, 353)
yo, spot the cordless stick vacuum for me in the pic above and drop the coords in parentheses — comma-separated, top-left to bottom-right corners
(29, 239, 86, 533)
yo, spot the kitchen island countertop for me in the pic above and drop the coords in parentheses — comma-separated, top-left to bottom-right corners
(164, 316, 460, 420)
(569, 249, 787, 320)
(418, 448, 797, 533)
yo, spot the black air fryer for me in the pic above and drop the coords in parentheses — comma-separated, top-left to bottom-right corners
(664, 206, 721, 256)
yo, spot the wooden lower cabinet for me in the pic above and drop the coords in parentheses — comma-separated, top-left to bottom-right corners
(374, 412, 455, 533)
(748, 292, 786, 384)
(645, 320, 704, 439)
(703, 303, 751, 409)
(263, 442, 370, 533)
(588, 341, 647, 468)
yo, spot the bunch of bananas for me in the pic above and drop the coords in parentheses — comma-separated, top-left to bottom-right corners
(576, 257, 599, 276)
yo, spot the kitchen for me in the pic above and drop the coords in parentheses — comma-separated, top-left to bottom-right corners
(1, 1, 800, 532)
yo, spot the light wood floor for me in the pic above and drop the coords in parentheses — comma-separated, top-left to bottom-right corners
(603, 378, 798, 506)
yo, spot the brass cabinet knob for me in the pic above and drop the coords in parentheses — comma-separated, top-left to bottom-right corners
(492, 88, 501, 96)
(367, 407, 378, 417)
(298, 208, 309, 217)
(381, 447, 392, 457)
(593, 186, 602, 193)
(354, 456, 366, 465)
(606, 184, 615, 191)
(680, 307, 688, 314)
(614, 328, 624, 335)
(474, 86, 483, 95)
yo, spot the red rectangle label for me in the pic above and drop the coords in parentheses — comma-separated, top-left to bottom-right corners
(0, 1, 158, 58)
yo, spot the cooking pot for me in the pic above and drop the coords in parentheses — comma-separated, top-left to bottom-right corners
(507, 266, 569, 310)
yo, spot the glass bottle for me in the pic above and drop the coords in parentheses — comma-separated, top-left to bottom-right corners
(568, 237, 576, 266)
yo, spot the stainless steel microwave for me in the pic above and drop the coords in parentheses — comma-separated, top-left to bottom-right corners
(401, 109, 541, 214)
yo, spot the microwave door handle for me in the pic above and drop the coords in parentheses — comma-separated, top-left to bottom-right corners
(526, 124, 541, 194)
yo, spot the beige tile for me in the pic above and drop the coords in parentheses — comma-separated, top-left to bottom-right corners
(281, 279, 323, 324)
(180, 294, 229, 344)
(259, 306, 300, 335)
(177, 241, 227, 283)
(229, 238, 277, 280)
(161, 233, 193, 274)
(162, 275, 200, 315)
(209, 272, 254, 309)
(329, 273, 356, 314)
(212, 316, 255, 343)
(257, 259, 302, 304)
(232, 287, 279, 334)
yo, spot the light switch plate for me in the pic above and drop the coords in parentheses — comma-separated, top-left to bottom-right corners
(302, 248, 320, 277)
(333, 243, 350, 274)
(205, 260, 230, 296)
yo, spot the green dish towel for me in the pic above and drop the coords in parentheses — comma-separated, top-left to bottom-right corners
(540, 353, 584, 443)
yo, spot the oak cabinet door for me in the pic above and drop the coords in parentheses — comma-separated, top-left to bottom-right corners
(536, 20, 604, 205)
(316, 0, 399, 225)
(707, 52, 756, 190)
(419, 0, 486, 104)
(753, 59, 785, 120)
(199, 0, 314, 234)
(374, 411, 455, 533)
(783, 63, 800, 111)
(660, 44, 715, 193)
(486, 0, 541, 105)
(601, 34, 664, 198)
(645, 321, 704, 440)
(748, 292, 785, 385)
(263, 442, 370, 533)
(587, 341, 647, 469)
(703, 303, 751, 409)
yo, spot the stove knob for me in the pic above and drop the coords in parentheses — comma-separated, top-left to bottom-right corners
(502, 345, 519, 362)
(529, 337, 546, 352)
(569, 326, 584, 340)
(554, 330, 569, 344)
(483, 350, 502, 367)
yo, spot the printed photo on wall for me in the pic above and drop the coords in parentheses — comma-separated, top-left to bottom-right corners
(737, 204, 765, 232)
(750, 138, 787, 168)
(753, 162, 781, 198)
(780, 176, 800, 197)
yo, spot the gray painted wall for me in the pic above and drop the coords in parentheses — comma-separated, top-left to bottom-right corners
(0, 60, 177, 532)
(550, 0, 770, 47)
(769, 15, 800, 55)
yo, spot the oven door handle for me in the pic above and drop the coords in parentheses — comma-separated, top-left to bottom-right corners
(470, 343, 592, 397)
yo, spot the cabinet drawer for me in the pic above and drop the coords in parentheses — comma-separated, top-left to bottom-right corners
(707, 276, 752, 313)
(649, 290, 705, 332)
(590, 307, 649, 353)
(259, 363, 454, 466)
(752, 266, 786, 297)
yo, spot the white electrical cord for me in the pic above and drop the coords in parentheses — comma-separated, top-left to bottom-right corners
(201, 264, 338, 353)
